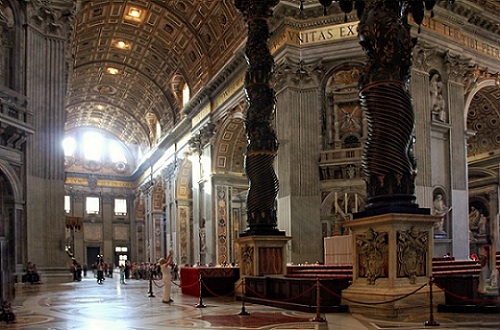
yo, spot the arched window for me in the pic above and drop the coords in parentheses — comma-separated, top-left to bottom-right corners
(182, 83, 190, 107)
(83, 132, 103, 161)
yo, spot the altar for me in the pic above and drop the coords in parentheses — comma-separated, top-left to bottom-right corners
(180, 267, 239, 297)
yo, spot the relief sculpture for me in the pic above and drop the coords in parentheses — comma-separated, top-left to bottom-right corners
(357, 228, 388, 284)
(397, 227, 428, 284)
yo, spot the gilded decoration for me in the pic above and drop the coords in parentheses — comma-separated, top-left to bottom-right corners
(397, 227, 428, 284)
(356, 228, 388, 284)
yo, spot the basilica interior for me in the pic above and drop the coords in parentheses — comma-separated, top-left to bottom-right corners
(1, 0, 500, 322)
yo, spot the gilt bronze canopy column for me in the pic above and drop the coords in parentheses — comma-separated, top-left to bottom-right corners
(234, 0, 284, 236)
(321, 0, 446, 215)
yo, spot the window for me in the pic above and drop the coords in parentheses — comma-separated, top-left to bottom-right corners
(62, 137, 76, 157)
(114, 198, 127, 216)
(64, 195, 71, 214)
(182, 83, 190, 107)
(86, 196, 100, 214)
(109, 141, 127, 163)
(83, 132, 103, 161)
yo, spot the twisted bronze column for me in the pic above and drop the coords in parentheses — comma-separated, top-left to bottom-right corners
(355, 0, 430, 214)
(234, 0, 283, 235)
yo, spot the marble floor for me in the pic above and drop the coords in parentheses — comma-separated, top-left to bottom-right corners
(4, 274, 500, 330)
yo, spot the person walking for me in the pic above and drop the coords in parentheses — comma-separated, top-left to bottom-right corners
(159, 250, 174, 303)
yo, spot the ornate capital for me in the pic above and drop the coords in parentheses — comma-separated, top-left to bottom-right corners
(274, 57, 324, 88)
(26, 0, 75, 37)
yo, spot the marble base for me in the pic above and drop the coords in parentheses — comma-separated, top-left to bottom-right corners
(342, 212, 444, 317)
(342, 282, 444, 318)
(235, 235, 291, 296)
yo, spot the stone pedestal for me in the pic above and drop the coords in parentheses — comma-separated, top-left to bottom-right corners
(235, 235, 291, 296)
(341, 213, 444, 318)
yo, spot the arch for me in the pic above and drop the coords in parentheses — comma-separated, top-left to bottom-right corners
(0, 159, 22, 202)
(212, 114, 246, 175)
(464, 77, 499, 125)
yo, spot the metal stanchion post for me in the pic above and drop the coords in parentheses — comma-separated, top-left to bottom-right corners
(148, 270, 155, 298)
(424, 276, 440, 327)
(310, 278, 326, 322)
(195, 274, 206, 308)
(238, 278, 250, 316)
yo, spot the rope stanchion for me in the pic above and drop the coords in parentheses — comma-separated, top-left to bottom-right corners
(238, 278, 250, 316)
(310, 278, 325, 323)
(148, 271, 155, 298)
(195, 274, 206, 308)
(424, 276, 440, 327)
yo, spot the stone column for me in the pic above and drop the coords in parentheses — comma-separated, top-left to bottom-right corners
(25, 1, 75, 282)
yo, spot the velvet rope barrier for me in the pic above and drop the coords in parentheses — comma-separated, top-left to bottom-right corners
(433, 281, 500, 305)
(318, 282, 428, 305)
(244, 281, 317, 303)
(201, 279, 243, 298)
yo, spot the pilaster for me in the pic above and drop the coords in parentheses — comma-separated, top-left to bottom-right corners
(274, 57, 323, 263)
(25, 0, 75, 281)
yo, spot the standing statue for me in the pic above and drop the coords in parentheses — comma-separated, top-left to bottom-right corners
(430, 73, 447, 122)
(432, 194, 451, 234)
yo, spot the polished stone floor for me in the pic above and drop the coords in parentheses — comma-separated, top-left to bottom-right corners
(4, 274, 500, 330)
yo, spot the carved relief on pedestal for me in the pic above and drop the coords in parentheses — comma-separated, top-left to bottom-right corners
(241, 245, 254, 276)
(397, 227, 428, 284)
(356, 228, 388, 285)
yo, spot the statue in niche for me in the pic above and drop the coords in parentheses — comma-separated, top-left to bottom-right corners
(478, 214, 488, 236)
(430, 73, 447, 122)
(432, 193, 451, 234)
(469, 206, 481, 236)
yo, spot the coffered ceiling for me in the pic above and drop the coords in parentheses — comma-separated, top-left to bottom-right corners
(66, 0, 246, 151)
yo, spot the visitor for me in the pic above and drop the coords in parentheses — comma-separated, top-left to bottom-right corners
(159, 250, 174, 303)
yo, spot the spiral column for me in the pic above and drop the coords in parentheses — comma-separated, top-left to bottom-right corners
(355, 0, 425, 214)
(234, 0, 284, 235)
